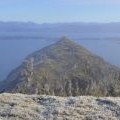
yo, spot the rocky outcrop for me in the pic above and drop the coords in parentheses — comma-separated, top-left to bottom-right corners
(0, 93, 120, 120)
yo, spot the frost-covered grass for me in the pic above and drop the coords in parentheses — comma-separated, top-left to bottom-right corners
(0, 93, 120, 120)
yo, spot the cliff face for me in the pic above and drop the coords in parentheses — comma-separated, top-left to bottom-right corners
(0, 93, 120, 120)
(1, 37, 120, 96)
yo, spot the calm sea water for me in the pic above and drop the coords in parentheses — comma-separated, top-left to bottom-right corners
(0, 32, 120, 81)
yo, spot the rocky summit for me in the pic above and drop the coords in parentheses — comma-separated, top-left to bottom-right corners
(1, 37, 120, 96)
(0, 93, 120, 120)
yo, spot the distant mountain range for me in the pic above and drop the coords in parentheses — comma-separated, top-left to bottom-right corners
(1, 37, 120, 96)
(1, 21, 120, 33)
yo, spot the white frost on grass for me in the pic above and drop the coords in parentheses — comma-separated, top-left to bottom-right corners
(0, 93, 120, 120)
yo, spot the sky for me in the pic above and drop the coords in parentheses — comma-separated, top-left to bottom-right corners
(0, 0, 120, 23)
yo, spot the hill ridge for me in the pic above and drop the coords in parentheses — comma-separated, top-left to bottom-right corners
(1, 37, 120, 97)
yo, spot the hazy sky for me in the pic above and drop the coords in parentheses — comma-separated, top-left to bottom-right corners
(0, 0, 120, 23)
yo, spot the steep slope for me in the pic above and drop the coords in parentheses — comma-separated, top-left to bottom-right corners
(1, 37, 120, 96)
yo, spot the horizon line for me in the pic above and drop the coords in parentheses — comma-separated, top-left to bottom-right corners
(1, 20, 120, 25)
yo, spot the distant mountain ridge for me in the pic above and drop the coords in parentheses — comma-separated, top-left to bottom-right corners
(1, 21, 120, 33)
(1, 37, 120, 96)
